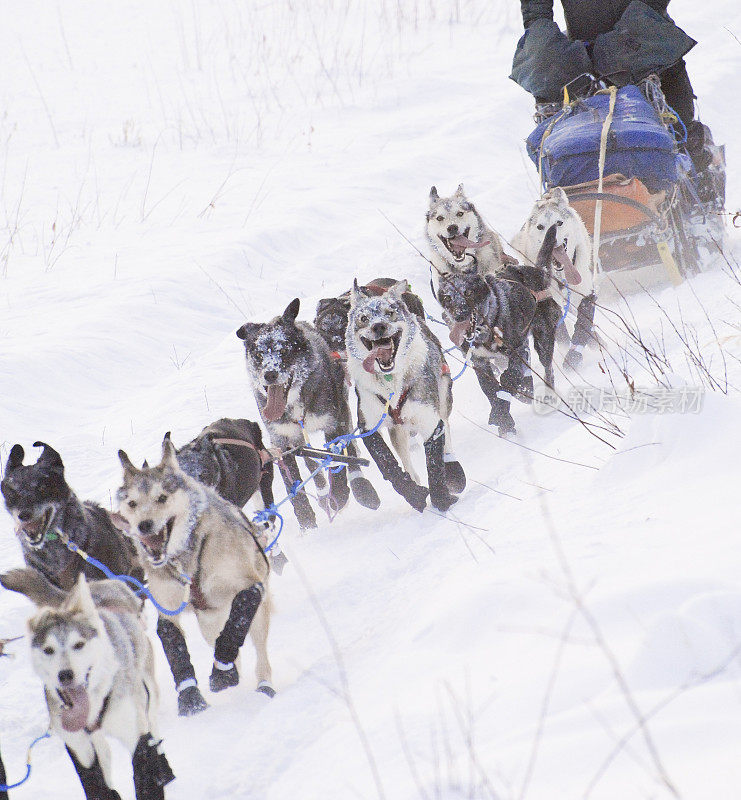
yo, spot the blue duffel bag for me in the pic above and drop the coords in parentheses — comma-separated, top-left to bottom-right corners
(526, 85, 678, 193)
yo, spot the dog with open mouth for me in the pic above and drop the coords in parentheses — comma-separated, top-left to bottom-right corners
(0, 442, 142, 592)
(112, 438, 274, 717)
(237, 298, 380, 530)
(425, 184, 511, 292)
(0, 570, 174, 800)
(511, 187, 597, 370)
(345, 280, 466, 513)
(436, 225, 562, 436)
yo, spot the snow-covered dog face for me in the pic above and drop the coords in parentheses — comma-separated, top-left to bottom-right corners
(426, 184, 485, 266)
(314, 296, 350, 352)
(236, 298, 311, 423)
(28, 577, 109, 732)
(115, 441, 195, 567)
(1, 443, 70, 550)
(346, 281, 414, 375)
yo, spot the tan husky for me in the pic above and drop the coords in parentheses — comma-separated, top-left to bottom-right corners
(113, 438, 273, 716)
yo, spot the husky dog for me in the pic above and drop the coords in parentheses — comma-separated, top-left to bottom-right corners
(165, 417, 274, 514)
(113, 439, 274, 717)
(512, 188, 597, 369)
(437, 226, 562, 436)
(345, 281, 466, 513)
(0, 442, 142, 592)
(425, 184, 510, 289)
(237, 298, 380, 529)
(1, 570, 173, 800)
(314, 278, 426, 355)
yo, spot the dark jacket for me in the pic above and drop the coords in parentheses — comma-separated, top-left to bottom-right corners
(511, 0, 694, 101)
(521, 0, 669, 40)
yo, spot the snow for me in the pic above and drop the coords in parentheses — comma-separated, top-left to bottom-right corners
(1, 1, 741, 798)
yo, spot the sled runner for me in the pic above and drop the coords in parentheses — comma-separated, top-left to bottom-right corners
(526, 76, 726, 281)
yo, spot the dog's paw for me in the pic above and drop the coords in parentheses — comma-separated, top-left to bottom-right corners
(350, 475, 381, 509)
(209, 662, 240, 693)
(256, 680, 276, 698)
(430, 490, 458, 512)
(177, 685, 209, 716)
(444, 460, 466, 494)
(488, 407, 517, 436)
(270, 550, 289, 575)
(563, 347, 583, 371)
(406, 483, 429, 513)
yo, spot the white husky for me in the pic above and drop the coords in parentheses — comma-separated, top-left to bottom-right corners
(0, 569, 173, 800)
(512, 188, 597, 368)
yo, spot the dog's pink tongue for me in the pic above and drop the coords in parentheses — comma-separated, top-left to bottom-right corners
(263, 384, 288, 422)
(448, 234, 490, 251)
(362, 344, 394, 374)
(449, 321, 471, 348)
(553, 245, 582, 286)
(60, 686, 90, 732)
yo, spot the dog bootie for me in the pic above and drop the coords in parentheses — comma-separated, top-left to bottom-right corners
(66, 747, 123, 800)
(209, 661, 240, 692)
(444, 458, 466, 495)
(563, 345, 584, 371)
(132, 735, 175, 800)
(177, 684, 209, 716)
(211, 583, 264, 692)
(488, 398, 516, 436)
(349, 473, 381, 509)
(362, 430, 428, 512)
(256, 680, 276, 698)
(424, 421, 458, 512)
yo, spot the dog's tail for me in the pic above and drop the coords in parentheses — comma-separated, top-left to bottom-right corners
(0, 568, 67, 607)
(532, 224, 557, 291)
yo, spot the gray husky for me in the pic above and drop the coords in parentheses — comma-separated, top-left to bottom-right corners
(425, 184, 510, 290)
(436, 226, 562, 436)
(345, 280, 466, 513)
(0, 570, 173, 800)
(112, 439, 274, 716)
(237, 298, 380, 529)
(1, 442, 142, 592)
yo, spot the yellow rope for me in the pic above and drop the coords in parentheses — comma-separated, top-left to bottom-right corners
(591, 85, 618, 283)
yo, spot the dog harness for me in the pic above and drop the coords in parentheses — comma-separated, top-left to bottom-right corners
(375, 389, 410, 425)
(211, 437, 272, 475)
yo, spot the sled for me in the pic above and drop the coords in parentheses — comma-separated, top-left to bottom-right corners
(526, 78, 726, 281)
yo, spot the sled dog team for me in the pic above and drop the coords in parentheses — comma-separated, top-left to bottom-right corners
(0, 185, 597, 800)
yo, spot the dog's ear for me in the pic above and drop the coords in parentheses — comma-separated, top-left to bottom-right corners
(281, 298, 300, 325)
(455, 183, 465, 197)
(118, 450, 139, 477)
(160, 437, 180, 471)
(350, 278, 363, 307)
(65, 574, 99, 621)
(236, 322, 261, 341)
(32, 442, 64, 474)
(5, 444, 24, 473)
(386, 280, 407, 302)
(107, 510, 131, 534)
(429, 186, 439, 205)
(141, 459, 149, 469)
(550, 187, 569, 206)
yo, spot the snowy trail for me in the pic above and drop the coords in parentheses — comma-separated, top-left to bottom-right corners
(2, 1, 741, 798)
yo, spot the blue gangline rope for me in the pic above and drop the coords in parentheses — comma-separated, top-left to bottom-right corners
(0, 730, 51, 791)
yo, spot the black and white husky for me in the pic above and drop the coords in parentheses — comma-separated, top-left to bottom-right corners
(436, 226, 562, 436)
(425, 184, 511, 291)
(237, 298, 380, 529)
(345, 281, 465, 513)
